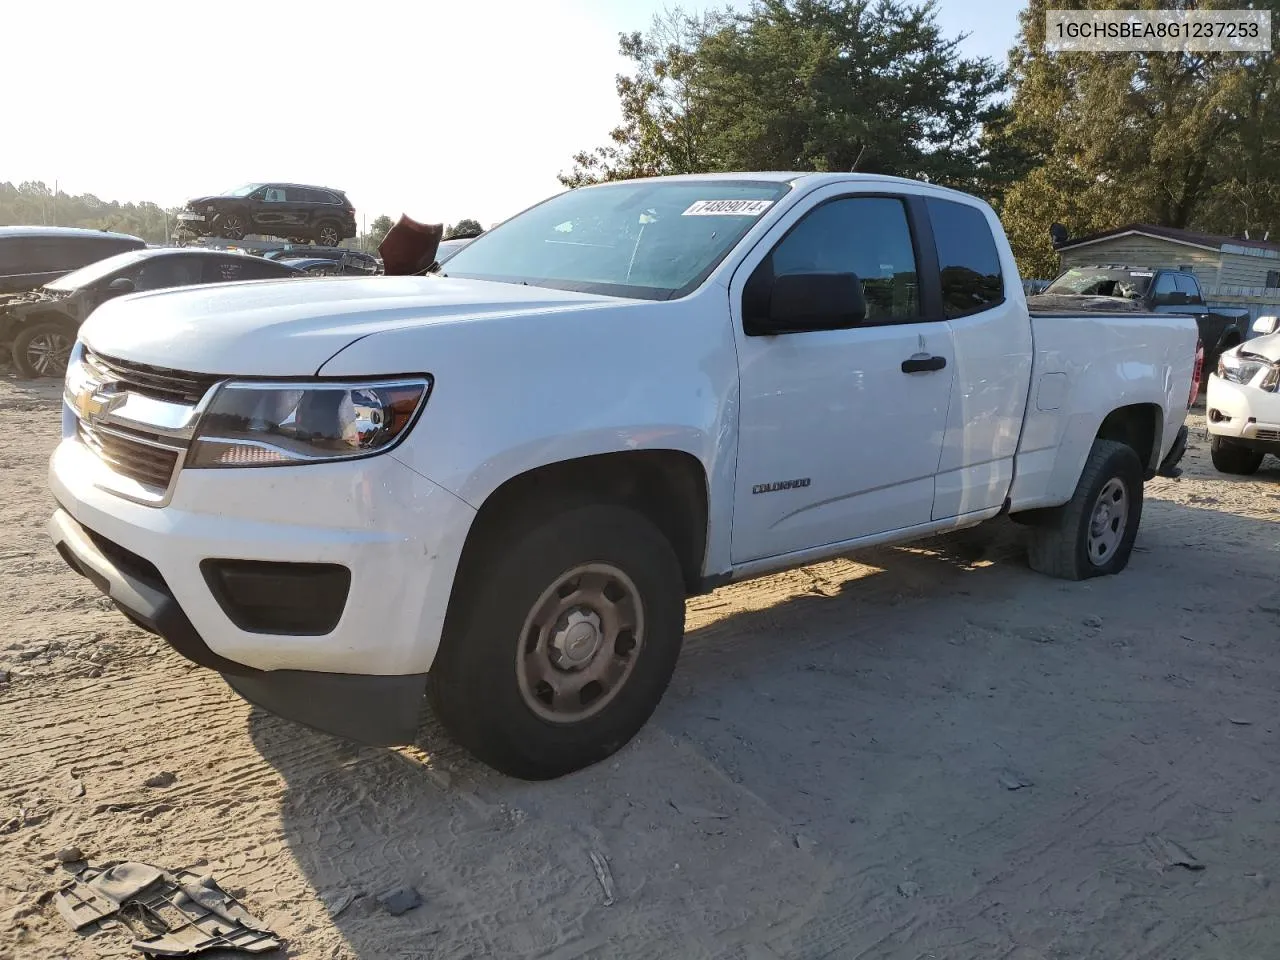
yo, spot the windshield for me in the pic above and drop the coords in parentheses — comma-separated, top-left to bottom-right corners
(221, 183, 264, 198)
(1045, 267, 1153, 299)
(46, 250, 150, 291)
(439, 180, 792, 299)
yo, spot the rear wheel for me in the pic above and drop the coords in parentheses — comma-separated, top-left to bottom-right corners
(315, 221, 341, 247)
(1026, 439, 1143, 580)
(11, 320, 76, 378)
(1210, 435, 1264, 475)
(427, 503, 685, 779)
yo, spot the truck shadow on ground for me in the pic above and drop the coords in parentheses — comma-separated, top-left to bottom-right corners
(247, 502, 1280, 960)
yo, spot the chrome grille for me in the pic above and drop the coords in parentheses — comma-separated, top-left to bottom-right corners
(85, 351, 222, 406)
(77, 421, 181, 490)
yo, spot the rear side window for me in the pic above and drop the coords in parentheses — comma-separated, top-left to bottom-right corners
(926, 198, 1004, 317)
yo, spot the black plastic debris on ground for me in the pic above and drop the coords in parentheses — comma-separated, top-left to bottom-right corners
(55, 860, 281, 956)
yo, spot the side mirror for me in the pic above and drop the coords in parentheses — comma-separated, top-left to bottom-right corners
(106, 276, 135, 295)
(764, 272, 868, 333)
(1253, 315, 1278, 335)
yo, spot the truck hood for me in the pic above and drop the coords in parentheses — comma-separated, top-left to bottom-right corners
(1027, 292, 1147, 313)
(80, 276, 617, 375)
(1238, 331, 1280, 363)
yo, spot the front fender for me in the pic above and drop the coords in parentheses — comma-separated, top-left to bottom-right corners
(318, 293, 742, 575)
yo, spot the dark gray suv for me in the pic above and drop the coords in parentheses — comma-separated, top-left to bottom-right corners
(0, 226, 146, 294)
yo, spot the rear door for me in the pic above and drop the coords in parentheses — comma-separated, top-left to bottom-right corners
(925, 196, 1033, 519)
(729, 187, 956, 564)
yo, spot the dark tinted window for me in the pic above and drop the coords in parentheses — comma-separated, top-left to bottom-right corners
(2, 236, 130, 273)
(761, 196, 921, 322)
(134, 255, 205, 291)
(1174, 273, 1200, 297)
(207, 258, 295, 282)
(6, 238, 65, 272)
(1152, 273, 1178, 299)
(926, 198, 1004, 317)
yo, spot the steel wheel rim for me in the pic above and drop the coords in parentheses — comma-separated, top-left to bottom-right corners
(27, 332, 73, 376)
(516, 562, 645, 724)
(1087, 476, 1128, 566)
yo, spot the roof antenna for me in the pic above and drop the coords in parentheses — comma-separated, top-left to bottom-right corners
(850, 145, 867, 172)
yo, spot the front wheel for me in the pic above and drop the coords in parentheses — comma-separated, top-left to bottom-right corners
(1026, 438, 1144, 580)
(11, 320, 77, 378)
(1210, 435, 1264, 475)
(214, 211, 249, 240)
(427, 503, 686, 779)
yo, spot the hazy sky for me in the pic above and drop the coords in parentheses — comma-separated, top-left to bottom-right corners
(4, 0, 1025, 228)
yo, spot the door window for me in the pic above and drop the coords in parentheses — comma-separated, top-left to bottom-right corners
(926, 198, 1004, 317)
(1151, 273, 1178, 302)
(748, 196, 921, 327)
(1174, 273, 1200, 298)
(264, 187, 287, 203)
(134, 256, 205, 291)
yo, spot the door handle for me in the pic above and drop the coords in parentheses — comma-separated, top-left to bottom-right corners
(901, 354, 947, 374)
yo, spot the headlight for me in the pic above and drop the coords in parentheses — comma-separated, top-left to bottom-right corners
(187, 378, 431, 468)
(1217, 351, 1270, 385)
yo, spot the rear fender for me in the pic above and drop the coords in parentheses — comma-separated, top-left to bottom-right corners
(1010, 320, 1193, 511)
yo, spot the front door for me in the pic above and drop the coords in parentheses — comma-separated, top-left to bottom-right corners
(730, 191, 955, 564)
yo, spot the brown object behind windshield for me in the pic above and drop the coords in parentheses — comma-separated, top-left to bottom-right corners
(379, 216, 444, 276)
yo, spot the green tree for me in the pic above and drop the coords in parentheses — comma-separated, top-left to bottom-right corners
(0, 181, 182, 243)
(560, 0, 1007, 190)
(366, 214, 394, 251)
(560, 8, 729, 186)
(446, 219, 484, 238)
(998, 0, 1280, 279)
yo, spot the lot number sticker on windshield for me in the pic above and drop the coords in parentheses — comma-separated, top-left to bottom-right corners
(682, 199, 775, 216)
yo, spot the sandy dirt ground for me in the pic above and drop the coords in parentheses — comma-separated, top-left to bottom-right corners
(3, 372, 1280, 960)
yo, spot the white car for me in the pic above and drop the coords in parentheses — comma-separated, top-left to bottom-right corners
(47, 173, 1198, 779)
(1206, 315, 1280, 474)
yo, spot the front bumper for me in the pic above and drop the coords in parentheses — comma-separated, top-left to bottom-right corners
(48, 508, 427, 744)
(48, 435, 477, 741)
(1206, 374, 1280, 447)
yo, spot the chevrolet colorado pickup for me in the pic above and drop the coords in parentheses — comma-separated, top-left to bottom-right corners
(47, 173, 1199, 779)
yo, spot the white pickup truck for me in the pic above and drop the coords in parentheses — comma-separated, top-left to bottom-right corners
(48, 173, 1198, 779)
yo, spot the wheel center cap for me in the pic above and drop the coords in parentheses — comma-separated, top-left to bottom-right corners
(551, 608, 603, 669)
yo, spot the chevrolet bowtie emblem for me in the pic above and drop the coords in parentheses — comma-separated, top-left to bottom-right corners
(72, 380, 125, 421)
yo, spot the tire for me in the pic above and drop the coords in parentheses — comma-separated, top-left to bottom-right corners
(315, 221, 341, 247)
(427, 503, 686, 780)
(215, 210, 249, 241)
(1026, 438, 1144, 580)
(1210, 435, 1263, 475)
(11, 319, 77, 378)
